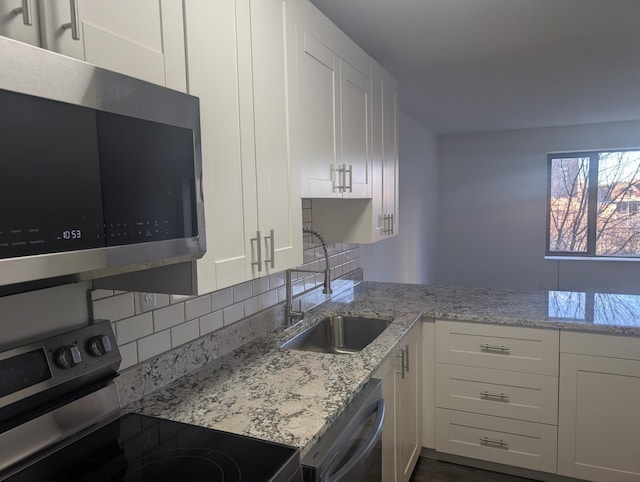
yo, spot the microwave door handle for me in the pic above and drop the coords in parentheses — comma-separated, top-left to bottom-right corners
(322, 399, 386, 482)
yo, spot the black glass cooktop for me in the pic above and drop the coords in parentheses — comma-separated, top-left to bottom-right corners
(7, 413, 300, 482)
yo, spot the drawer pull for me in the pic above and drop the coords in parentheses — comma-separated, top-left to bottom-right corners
(479, 436, 509, 449)
(480, 343, 510, 353)
(480, 390, 510, 401)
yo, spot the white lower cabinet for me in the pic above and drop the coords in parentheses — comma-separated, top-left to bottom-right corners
(558, 331, 640, 482)
(435, 408, 558, 473)
(375, 321, 422, 482)
(434, 320, 559, 473)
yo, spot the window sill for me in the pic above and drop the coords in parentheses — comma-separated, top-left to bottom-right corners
(545, 256, 640, 262)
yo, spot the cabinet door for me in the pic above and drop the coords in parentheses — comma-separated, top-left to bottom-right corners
(296, 26, 340, 197)
(0, 0, 41, 46)
(340, 59, 371, 198)
(184, 0, 256, 292)
(250, 0, 302, 274)
(396, 323, 422, 482)
(39, 0, 186, 91)
(371, 62, 398, 240)
(558, 353, 640, 481)
(381, 67, 398, 234)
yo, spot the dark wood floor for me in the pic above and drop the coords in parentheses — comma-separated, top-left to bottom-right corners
(409, 457, 538, 482)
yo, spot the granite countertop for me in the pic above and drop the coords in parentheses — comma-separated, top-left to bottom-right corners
(129, 281, 640, 456)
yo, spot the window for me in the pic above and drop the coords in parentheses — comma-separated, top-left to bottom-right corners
(547, 149, 640, 258)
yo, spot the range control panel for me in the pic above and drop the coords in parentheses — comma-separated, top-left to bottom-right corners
(0, 321, 121, 410)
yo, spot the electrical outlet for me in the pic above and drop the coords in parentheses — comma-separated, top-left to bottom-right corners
(138, 292, 158, 313)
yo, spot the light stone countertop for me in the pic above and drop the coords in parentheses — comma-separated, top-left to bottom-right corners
(129, 282, 640, 456)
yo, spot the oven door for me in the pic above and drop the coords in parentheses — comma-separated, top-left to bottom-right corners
(302, 379, 385, 482)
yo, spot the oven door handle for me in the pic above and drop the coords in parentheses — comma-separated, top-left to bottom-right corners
(322, 398, 386, 482)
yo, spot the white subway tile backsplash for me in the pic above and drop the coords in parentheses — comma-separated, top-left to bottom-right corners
(116, 312, 153, 344)
(170, 294, 192, 304)
(171, 319, 200, 347)
(244, 295, 262, 317)
(252, 277, 269, 296)
(233, 281, 252, 303)
(118, 341, 138, 370)
(153, 303, 185, 332)
(185, 295, 212, 321)
(277, 285, 287, 303)
(137, 330, 171, 361)
(200, 310, 224, 335)
(261, 289, 278, 309)
(269, 272, 285, 289)
(223, 302, 244, 326)
(96, 204, 362, 374)
(292, 279, 305, 296)
(91, 289, 114, 301)
(211, 288, 233, 311)
(93, 292, 135, 322)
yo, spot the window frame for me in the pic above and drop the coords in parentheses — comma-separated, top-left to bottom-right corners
(545, 149, 640, 259)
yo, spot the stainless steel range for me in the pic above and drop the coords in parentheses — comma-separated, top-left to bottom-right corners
(0, 322, 301, 481)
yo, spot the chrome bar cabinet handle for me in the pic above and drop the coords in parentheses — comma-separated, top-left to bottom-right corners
(480, 390, 509, 401)
(333, 164, 345, 192)
(61, 0, 80, 40)
(345, 164, 353, 192)
(405, 344, 410, 373)
(12, 0, 33, 25)
(480, 343, 510, 354)
(396, 348, 406, 379)
(263, 229, 275, 270)
(251, 230, 262, 272)
(479, 436, 509, 449)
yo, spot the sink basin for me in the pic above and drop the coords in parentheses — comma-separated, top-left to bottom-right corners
(281, 315, 392, 354)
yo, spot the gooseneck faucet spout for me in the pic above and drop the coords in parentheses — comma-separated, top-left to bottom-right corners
(303, 228, 333, 295)
(284, 229, 333, 326)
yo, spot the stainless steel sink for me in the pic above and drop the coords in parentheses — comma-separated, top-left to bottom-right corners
(281, 315, 392, 354)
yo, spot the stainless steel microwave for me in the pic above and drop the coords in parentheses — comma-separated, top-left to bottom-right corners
(0, 37, 205, 295)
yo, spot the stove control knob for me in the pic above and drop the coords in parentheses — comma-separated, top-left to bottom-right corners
(55, 345, 82, 369)
(87, 335, 112, 357)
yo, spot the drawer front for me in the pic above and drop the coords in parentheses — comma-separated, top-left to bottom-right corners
(436, 364, 558, 424)
(436, 321, 559, 376)
(435, 408, 558, 474)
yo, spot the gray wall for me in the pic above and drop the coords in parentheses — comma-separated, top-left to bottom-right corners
(437, 120, 640, 293)
(361, 110, 438, 284)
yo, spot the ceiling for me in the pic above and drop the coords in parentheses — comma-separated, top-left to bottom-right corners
(308, 0, 640, 134)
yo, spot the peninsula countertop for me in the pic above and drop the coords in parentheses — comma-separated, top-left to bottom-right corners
(128, 282, 640, 456)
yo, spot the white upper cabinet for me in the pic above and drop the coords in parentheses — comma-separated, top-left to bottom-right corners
(309, 61, 399, 243)
(1, 0, 186, 91)
(0, 0, 41, 46)
(39, 0, 186, 91)
(370, 61, 399, 241)
(184, 0, 301, 294)
(288, 0, 372, 199)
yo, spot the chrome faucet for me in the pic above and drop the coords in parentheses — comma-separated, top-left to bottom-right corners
(284, 229, 333, 326)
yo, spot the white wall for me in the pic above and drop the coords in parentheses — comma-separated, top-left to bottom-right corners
(361, 110, 438, 284)
(437, 120, 640, 293)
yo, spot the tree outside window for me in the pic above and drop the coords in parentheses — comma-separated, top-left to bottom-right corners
(547, 150, 640, 257)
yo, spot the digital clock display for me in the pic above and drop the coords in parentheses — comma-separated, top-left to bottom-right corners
(61, 229, 82, 240)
